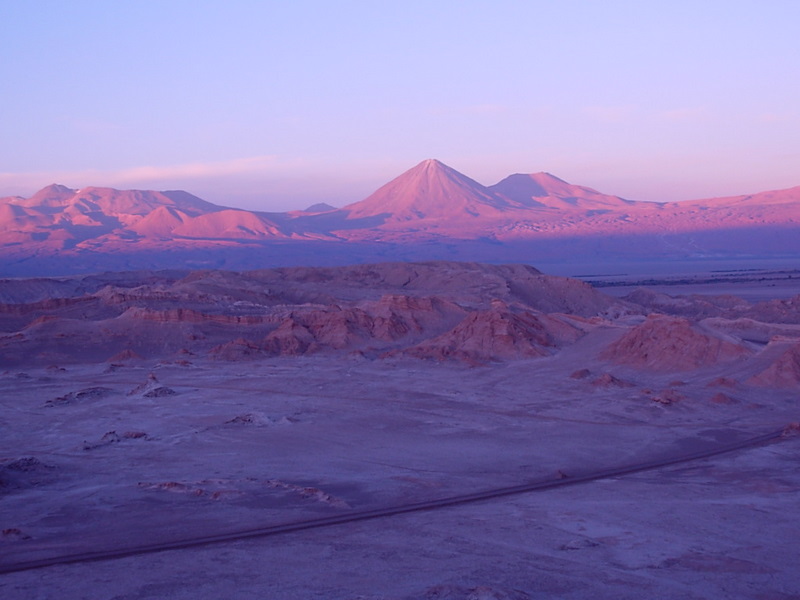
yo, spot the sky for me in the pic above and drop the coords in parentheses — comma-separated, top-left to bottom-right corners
(1, 0, 799, 211)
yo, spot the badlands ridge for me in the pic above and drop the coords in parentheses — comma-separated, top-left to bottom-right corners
(1, 261, 798, 387)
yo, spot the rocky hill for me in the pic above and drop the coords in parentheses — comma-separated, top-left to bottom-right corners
(2, 261, 799, 391)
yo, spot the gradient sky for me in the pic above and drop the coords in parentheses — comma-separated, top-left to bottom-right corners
(2, 0, 799, 210)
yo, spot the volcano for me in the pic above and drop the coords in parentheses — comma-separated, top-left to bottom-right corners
(341, 159, 518, 223)
(489, 172, 634, 210)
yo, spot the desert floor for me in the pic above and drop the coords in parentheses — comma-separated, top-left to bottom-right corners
(1, 273, 799, 600)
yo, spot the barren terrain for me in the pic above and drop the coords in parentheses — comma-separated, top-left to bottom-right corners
(1, 262, 799, 599)
(3, 160, 800, 276)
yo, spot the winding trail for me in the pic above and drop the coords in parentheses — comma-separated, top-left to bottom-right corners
(1, 424, 795, 575)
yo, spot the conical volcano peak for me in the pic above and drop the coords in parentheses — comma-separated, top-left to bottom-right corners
(419, 157, 455, 170)
(343, 159, 514, 222)
(408, 158, 461, 178)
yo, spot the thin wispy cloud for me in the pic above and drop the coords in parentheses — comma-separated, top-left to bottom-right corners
(0, 156, 387, 210)
(0, 156, 288, 193)
(111, 156, 284, 184)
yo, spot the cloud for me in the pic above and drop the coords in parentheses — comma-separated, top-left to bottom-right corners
(110, 155, 285, 185)
(0, 155, 288, 193)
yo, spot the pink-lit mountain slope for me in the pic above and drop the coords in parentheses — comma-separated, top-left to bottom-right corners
(1, 159, 800, 275)
(330, 160, 642, 241)
(654, 186, 800, 231)
(0, 185, 287, 250)
(488, 172, 634, 210)
(342, 159, 519, 222)
(14, 184, 218, 215)
(330, 160, 800, 244)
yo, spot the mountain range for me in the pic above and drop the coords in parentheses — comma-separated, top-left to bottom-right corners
(1, 159, 799, 276)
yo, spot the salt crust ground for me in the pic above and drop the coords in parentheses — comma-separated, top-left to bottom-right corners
(1, 347, 799, 599)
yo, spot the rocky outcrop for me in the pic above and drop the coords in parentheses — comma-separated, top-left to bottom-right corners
(46, 387, 115, 407)
(402, 304, 583, 363)
(747, 342, 800, 387)
(591, 373, 635, 388)
(602, 315, 751, 371)
(259, 295, 467, 357)
(210, 338, 264, 360)
(745, 295, 800, 324)
(127, 373, 177, 397)
(358, 294, 466, 340)
(262, 320, 319, 356)
(122, 307, 274, 325)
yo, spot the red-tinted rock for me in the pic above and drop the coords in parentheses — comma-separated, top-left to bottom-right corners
(602, 315, 751, 371)
(747, 342, 800, 387)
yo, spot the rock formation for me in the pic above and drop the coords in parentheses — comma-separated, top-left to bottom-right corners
(602, 315, 751, 371)
(747, 342, 800, 387)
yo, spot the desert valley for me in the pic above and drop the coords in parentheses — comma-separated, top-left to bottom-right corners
(1, 258, 799, 599)
(1, 161, 800, 599)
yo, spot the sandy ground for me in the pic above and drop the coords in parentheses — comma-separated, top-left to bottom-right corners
(2, 334, 799, 599)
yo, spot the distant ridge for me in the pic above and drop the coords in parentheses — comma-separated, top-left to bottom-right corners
(489, 172, 634, 209)
(301, 202, 337, 214)
(0, 185, 292, 253)
(1, 159, 799, 275)
(14, 185, 218, 215)
(23, 183, 75, 207)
